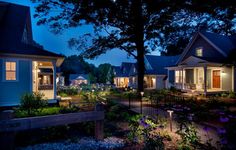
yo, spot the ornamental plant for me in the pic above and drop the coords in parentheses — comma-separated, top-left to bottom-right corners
(20, 92, 47, 116)
(127, 115, 164, 150)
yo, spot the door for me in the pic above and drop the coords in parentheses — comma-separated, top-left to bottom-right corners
(213, 70, 221, 88)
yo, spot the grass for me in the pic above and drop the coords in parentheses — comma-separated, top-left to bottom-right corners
(15, 107, 61, 118)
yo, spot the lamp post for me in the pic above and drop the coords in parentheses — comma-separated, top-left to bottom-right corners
(140, 91, 144, 114)
(167, 110, 174, 132)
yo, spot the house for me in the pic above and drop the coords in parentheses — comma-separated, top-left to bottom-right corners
(129, 55, 179, 89)
(113, 62, 134, 88)
(69, 74, 90, 86)
(0, 2, 64, 106)
(166, 30, 236, 95)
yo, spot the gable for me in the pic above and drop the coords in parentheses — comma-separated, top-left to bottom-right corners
(180, 56, 208, 66)
(178, 34, 225, 65)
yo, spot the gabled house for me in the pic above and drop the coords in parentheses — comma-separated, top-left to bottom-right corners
(166, 31, 236, 95)
(0, 2, 64, 106)
(113, 62, 134, 88)
(69, 74, 90, 86)
(129, 55, 179, 89)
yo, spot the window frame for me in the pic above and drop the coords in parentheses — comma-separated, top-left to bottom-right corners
(195, 47, 203, 57)
(2, 59, 19, 82)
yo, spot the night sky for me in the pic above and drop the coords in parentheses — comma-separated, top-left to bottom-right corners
(2, 0, 159, 66)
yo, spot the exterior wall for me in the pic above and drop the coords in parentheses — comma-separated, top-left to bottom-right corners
(222, 66, 232, 91)
(183, 36, 224, 61)
(156, 76, 165, 89)
(0, 58, 31, 106)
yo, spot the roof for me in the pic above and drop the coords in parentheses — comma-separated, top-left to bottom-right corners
(200, 31, 236, 55)
(121, 62, 135, 76)
(69, 74, 89, 81)
(113, 66, 123, 77)
(177, 31, 236, 64)
(145, 55, 180, 75)
(0, 2, 31, 46)
(0, 2, 64, 61)
(113, 62, 135, 77)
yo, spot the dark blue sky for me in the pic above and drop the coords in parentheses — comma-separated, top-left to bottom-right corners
(2, 0, 159, 66)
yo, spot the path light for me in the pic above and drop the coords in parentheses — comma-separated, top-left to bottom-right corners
(167, 110, 174, 132)
(140, 91, 144, 114)
(92, 89, 95, 93)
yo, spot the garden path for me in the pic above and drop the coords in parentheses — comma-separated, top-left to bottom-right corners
(114, 99, 220, 149)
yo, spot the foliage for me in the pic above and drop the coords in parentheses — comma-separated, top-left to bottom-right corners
(20, 92, 47, 116)
(127, 115, 164, 149)
(59, 92, 68, 97)
(97, 63, 113, 84)
(59, 106, 80, 114)
(228, 91, 236, 99)
(58, 86, 78, 96)
(177, 124, 199, 148)
(15, 107, 61, 118)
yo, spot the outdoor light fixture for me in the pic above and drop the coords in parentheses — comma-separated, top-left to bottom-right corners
(140, 91, 144, 97)
(92, 89, 95, 92)
(140, 91, 144, 114)
(125, 88, 128, 91)
(167, 110, 174, 132)
(80, 88, 82, 90)
(37, 69, 40, 73)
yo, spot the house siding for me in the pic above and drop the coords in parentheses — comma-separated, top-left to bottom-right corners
(183, 36, 224, 61)
(156, 76, 165, 89)
(222, 66, 232, 91)
(0, 58, 31, 106)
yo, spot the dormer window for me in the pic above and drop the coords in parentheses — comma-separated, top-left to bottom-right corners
(196, 47, 203, 57)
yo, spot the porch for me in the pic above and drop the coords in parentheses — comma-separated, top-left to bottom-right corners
(114, 77, 129, 88)
(32, 61, 56, 100)
(168, 65, 233, 94)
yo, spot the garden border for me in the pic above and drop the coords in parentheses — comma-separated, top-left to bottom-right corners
(0, 103, 104, 150)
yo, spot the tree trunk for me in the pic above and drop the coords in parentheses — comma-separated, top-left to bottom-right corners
(133, 0, 145, 92)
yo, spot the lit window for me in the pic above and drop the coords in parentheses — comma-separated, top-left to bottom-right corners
(196, 48, 203, 57)
(175, 70, 183, 83)
(5, 61, 16, 80)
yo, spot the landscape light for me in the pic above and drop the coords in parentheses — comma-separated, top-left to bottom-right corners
(140, 91, 144, 97)
(167, 110, 174, 132)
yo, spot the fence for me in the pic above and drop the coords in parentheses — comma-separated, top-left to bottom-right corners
(0, 103, 104, 150)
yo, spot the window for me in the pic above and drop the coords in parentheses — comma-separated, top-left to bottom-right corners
(175, 70, 183, 83)
(196, 47, 203, 57)
(5, 61, 17, 80)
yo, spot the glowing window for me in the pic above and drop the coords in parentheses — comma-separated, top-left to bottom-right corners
(5, 61, 16, 80)
(196, 48, 203, 57)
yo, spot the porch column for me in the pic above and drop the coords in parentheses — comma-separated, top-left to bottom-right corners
(53, 61, 57, 99)
(204, 65, 207, 95)
(182, 68, 184, 90)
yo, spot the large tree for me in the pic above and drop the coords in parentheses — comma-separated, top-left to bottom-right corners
(33, 0, 236, 91)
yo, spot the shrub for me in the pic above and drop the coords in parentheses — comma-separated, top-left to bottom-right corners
(20, 92, 47, 116)
(59, 92, 68, 97)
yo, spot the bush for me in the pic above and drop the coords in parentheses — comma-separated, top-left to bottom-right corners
(15, 107, 61, 118)
(58, 86, 78, 96)
(20, 92, 47, 116)
(59, 92, 68, 97)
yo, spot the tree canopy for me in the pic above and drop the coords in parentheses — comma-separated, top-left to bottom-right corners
(33, 0, 236, 91)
